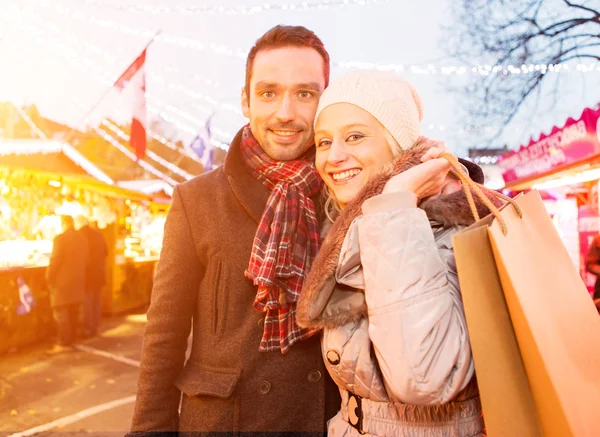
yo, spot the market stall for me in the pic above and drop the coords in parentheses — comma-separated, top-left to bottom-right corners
(498, 106, 600, 294)
(0, 140, 171, 353)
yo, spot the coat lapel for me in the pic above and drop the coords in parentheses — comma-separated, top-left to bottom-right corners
(223, 128, 271, 223)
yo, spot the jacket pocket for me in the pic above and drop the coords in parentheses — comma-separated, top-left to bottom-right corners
(174, 362, 241, 398)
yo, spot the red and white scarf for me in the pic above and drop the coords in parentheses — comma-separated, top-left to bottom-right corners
(240, 126, 322, 354)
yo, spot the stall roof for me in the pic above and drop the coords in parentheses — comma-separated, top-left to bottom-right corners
(0, 140, 154, 201)
(117, 179, 174, 197)
(499, 106, 600, 189)
(0, 139, 113, 184)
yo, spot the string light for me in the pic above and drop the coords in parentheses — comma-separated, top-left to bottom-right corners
(92, 126, 178, 185)
(4, 10, 232, 154)
(101, 119, 195, 180)
(2, 13, 189, 185)
(77, 0, 390, 15)
(32, 0, 600, 77)
(7, 6, 241, 143)
(3, 12, 529, 149)
(332, 61, 600, 75)
(7, 0, 582, 162)
(34, 0, 247, 59)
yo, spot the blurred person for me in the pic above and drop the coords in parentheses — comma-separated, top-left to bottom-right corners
(46, 215, 87, 353)
(76, 215, 108, 338)
(586, 234, 600, 300)
(297, 70, 494, 436)
(129, 25, 340, 434)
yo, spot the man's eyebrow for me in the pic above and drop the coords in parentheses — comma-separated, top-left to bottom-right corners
(296, 82, 323, 91)
(253, 82, 322, 91)
(254, 81, 281, 90)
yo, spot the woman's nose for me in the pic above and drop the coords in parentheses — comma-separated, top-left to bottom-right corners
(327, 141, 348, 164)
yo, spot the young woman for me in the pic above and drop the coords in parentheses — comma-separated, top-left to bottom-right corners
(297, 70, 496, 436)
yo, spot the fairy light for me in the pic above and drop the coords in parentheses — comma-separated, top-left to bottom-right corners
(333, 61, 600, 75)
(93, 126, 178, 185)
(3, 15, 526, 146)
(3, 17, 190, 184)
(76, 0, 390, 14)
(5, 11, 232, 154)
(29, 0, 600, 76)
(11, 105, 49, 141)
(101, 119, 195, 180)
(34, 0, 247, 59)
(61, 143, 115, 184)
(6, 0, 565, 160)
(149, 73, 243, 117)
(7, 6, 241, 143)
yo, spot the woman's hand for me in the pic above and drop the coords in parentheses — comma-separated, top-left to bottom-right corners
(382, 146, 452, 200)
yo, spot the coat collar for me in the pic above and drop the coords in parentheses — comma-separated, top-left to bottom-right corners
(297, 142, 503, 330)
(222, 127, 325, 224)
(222, 128, 271, 223)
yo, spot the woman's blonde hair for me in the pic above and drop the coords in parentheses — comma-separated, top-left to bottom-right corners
(322, 124, 405, 222)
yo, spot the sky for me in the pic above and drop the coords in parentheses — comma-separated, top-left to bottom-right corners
(0, 0, 598, 157)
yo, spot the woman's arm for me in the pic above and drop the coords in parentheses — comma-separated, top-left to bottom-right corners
(358, 191, 474, 405)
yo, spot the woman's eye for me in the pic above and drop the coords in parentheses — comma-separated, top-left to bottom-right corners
(347, 134, 364, 142)
(317, 139, 331, 148)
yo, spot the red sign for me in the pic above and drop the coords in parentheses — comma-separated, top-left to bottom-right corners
(499, 107, 600, 184)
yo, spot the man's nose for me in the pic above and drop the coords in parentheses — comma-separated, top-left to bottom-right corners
(275, 94, 296, 123)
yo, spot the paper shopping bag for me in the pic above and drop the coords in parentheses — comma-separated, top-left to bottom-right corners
(453, 221, 543, 437)
(486, 190, 600, 437)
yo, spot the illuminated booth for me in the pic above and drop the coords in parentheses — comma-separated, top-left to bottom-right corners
(0, 140, 170, 353)
(498, 106, 600, 294)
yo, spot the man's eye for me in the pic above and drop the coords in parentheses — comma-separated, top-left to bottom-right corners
(298, 91, 312, 99)
(262, 91, 275, 98)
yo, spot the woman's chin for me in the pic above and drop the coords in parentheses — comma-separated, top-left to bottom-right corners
(331, 189, 359, 208)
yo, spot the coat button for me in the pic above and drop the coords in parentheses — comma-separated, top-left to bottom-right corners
(326, 350, 341, 365)
(256, 379, 271, 394)
(307, 369, 322, 383)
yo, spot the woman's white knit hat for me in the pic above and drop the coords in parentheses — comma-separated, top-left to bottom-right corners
(315, 70, 424, 150)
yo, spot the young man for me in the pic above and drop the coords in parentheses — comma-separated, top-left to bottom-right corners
(75, 216, 108, 338)
(130, 25, 340, 433)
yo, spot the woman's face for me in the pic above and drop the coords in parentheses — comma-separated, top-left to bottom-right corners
(314, 103, 395, 207)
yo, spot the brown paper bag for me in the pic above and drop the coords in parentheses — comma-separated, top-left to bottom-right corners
(443, 152, 600, 436)
(487, 190, 600, 436)
(453, 221, 543, 437)
(445, 153, 600, 435)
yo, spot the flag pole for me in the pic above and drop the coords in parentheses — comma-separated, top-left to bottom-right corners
(62, 29, 162, 145)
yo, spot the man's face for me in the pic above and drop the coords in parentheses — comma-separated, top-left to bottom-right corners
(242, 47, 325, 161)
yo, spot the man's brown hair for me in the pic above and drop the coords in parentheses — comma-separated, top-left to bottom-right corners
(245, 25, 330, 98)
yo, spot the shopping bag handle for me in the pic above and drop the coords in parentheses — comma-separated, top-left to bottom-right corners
(440, 152, 523, 235)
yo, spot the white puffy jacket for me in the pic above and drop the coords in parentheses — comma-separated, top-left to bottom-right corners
(299, 190, 486, 437)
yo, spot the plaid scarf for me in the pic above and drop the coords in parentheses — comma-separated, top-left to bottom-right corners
(240, 126, 322, 354)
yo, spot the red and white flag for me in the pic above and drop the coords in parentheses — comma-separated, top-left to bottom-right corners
(113, 49, 147, 160)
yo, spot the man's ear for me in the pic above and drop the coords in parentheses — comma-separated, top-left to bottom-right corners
(241, 87, 250, 118)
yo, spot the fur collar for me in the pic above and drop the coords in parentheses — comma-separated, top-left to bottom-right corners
(297, 142, 503, 330)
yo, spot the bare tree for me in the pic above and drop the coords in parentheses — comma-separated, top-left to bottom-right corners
(443, 0, 600, 143)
